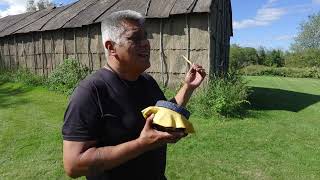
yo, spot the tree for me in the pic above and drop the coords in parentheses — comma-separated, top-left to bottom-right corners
(37, 0, 55, 10)
(291, 12, 320, 51)
(26, 0, 55, 12)
(229, 44, 246, 71)
(266, 50, 285, 67)
(242, 47, 258, 65)
(26, 0, 37, 12)
(257, 46, 267, 65)
(285, 49, 320, 68)
(229, 44, 259, 70)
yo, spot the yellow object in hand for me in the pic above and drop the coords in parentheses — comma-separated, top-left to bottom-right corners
(142, 105, 195, 133)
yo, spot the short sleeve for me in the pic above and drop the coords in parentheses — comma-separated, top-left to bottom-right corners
(62, 84, 102, 141)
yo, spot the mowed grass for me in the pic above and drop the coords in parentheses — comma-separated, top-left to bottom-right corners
(166, 76, 320, 179)
(1, 76, 320, 179)
(0, 82, 71, 179)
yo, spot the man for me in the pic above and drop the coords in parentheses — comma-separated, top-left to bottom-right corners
(62, 10, 206, 179)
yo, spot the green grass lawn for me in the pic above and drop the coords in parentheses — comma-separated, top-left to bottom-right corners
(1, 76, 320, 179)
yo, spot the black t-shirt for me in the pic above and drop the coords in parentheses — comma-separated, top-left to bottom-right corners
(62, 68, 167, 180)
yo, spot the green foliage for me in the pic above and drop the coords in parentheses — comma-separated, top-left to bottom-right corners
(0, 70, 12, 82)
(2, 77, 320, 179)
(161, 86, 176, 100)
(241, 65, 320, 79)
(265, 49, 285, 67)
(229, 44, 259, 71)
(229, 44, 285, 70)
(257, 46, 267, 65)
(0, 68, 45, 86)
(291, 12, 320, 51)
(188, 72, 250, 118)
(285, 48, 320, 68)
(46, 59, 91, 94)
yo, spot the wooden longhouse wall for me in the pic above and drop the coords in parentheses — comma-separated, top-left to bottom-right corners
(0, 0, 232, 87)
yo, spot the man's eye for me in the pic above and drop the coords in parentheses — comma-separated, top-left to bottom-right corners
(131, 37, 140, 42)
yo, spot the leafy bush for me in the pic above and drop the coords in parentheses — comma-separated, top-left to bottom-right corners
(46, 59, 91, 94)
(240, 65, 320, 79)
(161, 86, 176, 100)
(285, 49, 320, 68)
(265, 49, 285, 67)
(0, 68, 45, 86)
(229, 44, 259, 71)
(0, 70, 13, 82)
(229, 44, 286, 70)
(15, 69, 46, 86)
(188, 72, 250, 118)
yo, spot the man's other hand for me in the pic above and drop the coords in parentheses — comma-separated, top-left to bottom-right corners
(137, 114, 186, 151)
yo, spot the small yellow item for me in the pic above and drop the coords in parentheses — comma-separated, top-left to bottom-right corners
(142, 106, 195, 133)
(182, 55, 193, 65)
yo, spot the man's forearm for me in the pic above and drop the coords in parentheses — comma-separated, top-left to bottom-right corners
(174, 83, 195, 107)
(64, 139, 148, 178)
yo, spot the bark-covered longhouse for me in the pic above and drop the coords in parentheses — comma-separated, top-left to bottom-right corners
(0, 0, 233, 87)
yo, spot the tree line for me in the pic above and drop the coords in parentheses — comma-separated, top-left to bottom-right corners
(230, 12, 320, 71)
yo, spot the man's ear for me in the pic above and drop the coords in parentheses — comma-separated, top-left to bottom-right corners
(105, 41, 117, 56)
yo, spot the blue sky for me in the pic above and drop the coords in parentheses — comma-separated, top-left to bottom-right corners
(0, 0, 77, 17)
(231, 0, 320, 50)
(0, 0, 320, 50)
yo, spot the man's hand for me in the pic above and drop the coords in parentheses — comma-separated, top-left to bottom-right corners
(137, 114, 186, 151)
(174, 64, 206, 107)
(184, 64, 206, 90)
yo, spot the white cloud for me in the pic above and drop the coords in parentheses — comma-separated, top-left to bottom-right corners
(0, 0, 27, 17)
(0, 0, 52, 17)
(313, 0, 320, 4)
(273, 34, 295, 41)
(233, 6, 287, 30)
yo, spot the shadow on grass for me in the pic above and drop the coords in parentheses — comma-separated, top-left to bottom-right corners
(0, 82, 32, 108)
(248, 87, 320, 112)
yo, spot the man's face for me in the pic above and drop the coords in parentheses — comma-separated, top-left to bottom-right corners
(115, 20, 151, 73)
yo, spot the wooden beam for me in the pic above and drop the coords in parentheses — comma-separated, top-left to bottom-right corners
(62, 29, 66, 60)
(160, 18, 164, 86)
(73, 28, 79, 64)
(32, 33, 37, 73)
(96, 30, 102, 68)
(86, 25, 93, 71)
(50, 32, 54, 71)
(22, 39, 27, 69)
(40, 32, 45, 75)
(14, 35, 19, 69)
(186, 13, 190, 71)
(207, 13, 211, 76)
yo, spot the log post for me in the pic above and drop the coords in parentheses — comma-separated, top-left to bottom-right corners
(159, 18, 164, 86)
(14, 35, 19, 69)
(86, 26, 93, 70)
(32, 33, 37, 73)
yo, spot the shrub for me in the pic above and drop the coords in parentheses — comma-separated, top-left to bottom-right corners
(46, 59, 91, 94)
(188, 72, 250, 118)
(240, 65, 320, 79)
(0, 68, 45, 86)
(15, 69, 46, 86)
(0, 70, 13, 82)
(285, 49, 320, 68)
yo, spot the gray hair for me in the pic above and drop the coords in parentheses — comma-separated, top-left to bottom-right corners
(101, 10, 145, 46)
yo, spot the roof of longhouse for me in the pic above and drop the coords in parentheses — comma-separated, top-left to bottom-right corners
(0, 0, 231, 38)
